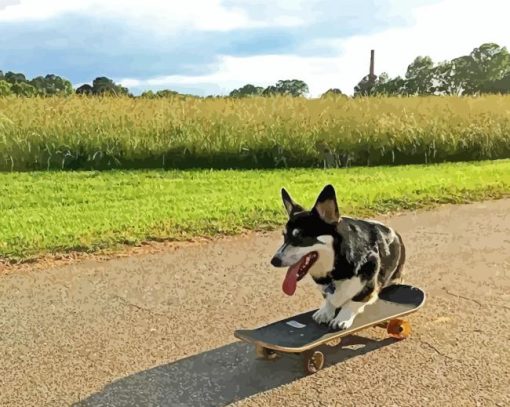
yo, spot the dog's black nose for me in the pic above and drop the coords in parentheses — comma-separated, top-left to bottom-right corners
(271, 256, 282, 267)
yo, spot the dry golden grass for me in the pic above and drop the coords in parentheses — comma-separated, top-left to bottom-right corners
(1, 94, 510, 170)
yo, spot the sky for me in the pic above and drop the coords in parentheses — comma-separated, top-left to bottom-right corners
(1, 0, 509, 97)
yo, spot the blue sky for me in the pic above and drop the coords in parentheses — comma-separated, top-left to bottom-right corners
(1, 0, 509, 96)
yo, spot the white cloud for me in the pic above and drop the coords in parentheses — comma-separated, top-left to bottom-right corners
(0, 0, 21, 11)
(0, 0, 304, 31)
(120, 0, 510, 96)
(0, 0, 87, 21)
(334, 0, 510, 91)
(120, 54, 344, 96)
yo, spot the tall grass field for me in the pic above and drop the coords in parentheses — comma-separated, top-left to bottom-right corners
(1, 95, 510, 171)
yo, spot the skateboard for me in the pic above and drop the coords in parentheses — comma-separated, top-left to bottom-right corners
(234, 284, 425, 374)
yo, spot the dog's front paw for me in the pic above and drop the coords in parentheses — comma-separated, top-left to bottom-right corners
(329, 308, 355, 330)
(313, 303, 335, 324)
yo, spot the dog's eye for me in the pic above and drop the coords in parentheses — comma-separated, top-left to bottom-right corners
(292, 229, 301, 237)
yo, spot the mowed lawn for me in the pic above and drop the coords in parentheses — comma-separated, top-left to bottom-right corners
(1, 159, 510, 262)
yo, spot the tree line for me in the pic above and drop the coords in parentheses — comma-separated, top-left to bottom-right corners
(353, 42, 510, 96)
(0, 72, 73, 96)
(0, 72, 131, 97)
(1, 42, 509, 98)
(230, 43, 510, 98)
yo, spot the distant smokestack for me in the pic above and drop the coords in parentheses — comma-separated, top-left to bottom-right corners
(369, 49, 376, 81)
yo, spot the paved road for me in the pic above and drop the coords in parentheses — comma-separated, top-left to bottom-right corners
(1, 200, 509, 407)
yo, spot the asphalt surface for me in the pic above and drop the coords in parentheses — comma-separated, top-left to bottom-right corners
(1, 200, 509, 407)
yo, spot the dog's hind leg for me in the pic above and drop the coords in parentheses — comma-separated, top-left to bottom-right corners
(378, 230, 406, 287)
(389, 232, 406, 284)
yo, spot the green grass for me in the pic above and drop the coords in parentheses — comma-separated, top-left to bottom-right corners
(1, 160, 510, 262)
(1, 95, 510, 171)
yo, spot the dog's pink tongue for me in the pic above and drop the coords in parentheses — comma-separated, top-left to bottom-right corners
(282, 260, 302, 296)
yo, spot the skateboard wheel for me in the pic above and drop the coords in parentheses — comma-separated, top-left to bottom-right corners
(303, 350, 325, 374)
(386, 319, 411, 339)
(255, 345, 278, 360)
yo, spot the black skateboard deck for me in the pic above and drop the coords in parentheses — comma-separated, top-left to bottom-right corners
(234, 284, 425, 373)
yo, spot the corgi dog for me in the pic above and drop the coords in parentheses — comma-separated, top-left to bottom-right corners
(270, 184, 406, 330)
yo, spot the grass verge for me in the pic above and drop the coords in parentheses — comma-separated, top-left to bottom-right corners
(1, 159, 510, 262)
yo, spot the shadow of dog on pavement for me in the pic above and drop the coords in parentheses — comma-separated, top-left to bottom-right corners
(74, 335, 395, 407)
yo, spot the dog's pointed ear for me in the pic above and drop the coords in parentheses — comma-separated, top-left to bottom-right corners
(281, 187, 304, 216)
(312, 184, 340, 224)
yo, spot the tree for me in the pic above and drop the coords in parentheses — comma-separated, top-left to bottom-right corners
(262, 85, 279, 96)
(0, 80, 13, 96)
(461, 43, 510, 94)
(321, 88, 345, 98)
(481, 72, 510, 94)
(374, 73, 407, 96)
(229, 84, 263, 98)
(10, 82, 38, 96)
(261, 80, 309, 97)
(274, 79, 309, 96)
(404, 56, 435, 95)
(4, 71, 27, 84)
(74, 77, 130, 96)
(350, 42, 510, 97)
(140, 90, 156, 98)
(141, 89, 180, 98)
(353, 74, 377, 96)
(30, 74, 73, 96)
(76, 84, 94, 95)
(91, 76, 129, 96)
(156, 89, 179, 97)
(433, 43, 510, 95)
(432, 60, 464, 95)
